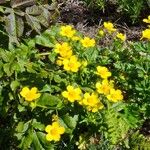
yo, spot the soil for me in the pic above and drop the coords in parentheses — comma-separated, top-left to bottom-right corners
(58, 0, 148, 41)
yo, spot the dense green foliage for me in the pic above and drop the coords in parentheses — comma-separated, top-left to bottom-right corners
(0, 23, 150, 149)
(0, 1, 150, 149)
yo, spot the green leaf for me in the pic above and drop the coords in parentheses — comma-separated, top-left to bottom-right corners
(62, 114, 78, 130)
(0, 49, 9, 62)
(83, 48, 98, 63)
(48, 51, 57, 63)
(25, 5, 42, 15)
(41, 84, 53, 93)
(3, 63, 12, 76)
(18, 104, 26, 112)
(33, 131, 45, 150)
(11, 0, 35, 8)
(16, 15, 24, 37)
(36, 132, 55, 150)
(27, 39, 35, 48)
(45, 2, 58, 11)
(0, 61, 4, 78)
(37, 93, 62, 107)
(19, 129, 33, 149)
(16, 122, 24, 133)
(32, 119, 45, 131)
(10, 80, 20, 91)
(5, 10, 24, 38)
(10, 61, 20, 72)
(0, 6, 4, 13)
(25, 14, 41, 33)
(35, 34, 54, 48)
(36, 6, 51, 27)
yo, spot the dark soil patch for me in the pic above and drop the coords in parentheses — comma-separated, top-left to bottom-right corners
(140, 119, 150, 136)
(58, 0, 149, 41)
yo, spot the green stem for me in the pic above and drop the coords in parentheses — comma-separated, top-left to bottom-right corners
(38, 52, 51, 56)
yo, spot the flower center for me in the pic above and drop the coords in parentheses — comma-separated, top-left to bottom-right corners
(50, 128, 58, 136)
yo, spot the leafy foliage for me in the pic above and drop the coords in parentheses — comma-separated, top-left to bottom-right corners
(0, 22, 150, 149)
(0, 0, 59, 48)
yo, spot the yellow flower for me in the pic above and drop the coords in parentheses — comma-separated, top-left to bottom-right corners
(96, 66, 111, 79)
(99, 30, 104, 36)
(60, 25, 76, 38)
(143, 15, 150, 24)
(54, 42, 72, 59)
(20, 87, 41, 102)
(107, 89, 123, 102)
(87, 102, 104, 112)
(96, 79, 113, 95)
(116, 33, 126, 41)
(103, 22, 117, 32)
(45, 121, 65, 142)
(82, 93, 104, 112)
(62, 85, 82, 102)
(71, 36, 81, 41)
(80, 37, 95, 48)
(52, 114, 59, 121)
(56, 59, 63, 66)
(141, 29, 150, 40)
(82, 93, 99, 107)
(63, 55, 81, 72)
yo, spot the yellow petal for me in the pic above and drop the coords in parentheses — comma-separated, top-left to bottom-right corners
(52, 122, 60, 128)
(30, 87, 38, 93)
(20, 87, 29, 97)
(46, 133, 53, 141)
(67, 85, 74, 91)
(53, 134, 61, 141)
(58, 126, 65, 134)
(84, 93, 90, 99)
(45, 125, 52, 133)
(34, 93, 41, 99)
(62, 91, 68, 98)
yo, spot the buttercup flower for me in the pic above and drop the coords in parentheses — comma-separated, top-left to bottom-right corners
(20, 87, 41, 102)
(45, 121, 65, 142)
(96, 79, 113, 95)
(63, 55, 81, 72)
(54, 42, 72, 58)
(99, 30, 104, 36)
(62, 85, 82, 102)
(71, 36, 81, 41)
(107, 89, 123, 102)
(103, 22, 117, 32)
(116, 33, 126, 41)
(82, 92, 103, 112)
(82, 93, 99, 107)
(143, 15, 150, 24)
(141, 29, 150, 40)
(87, 102, 104, 112)
(60, 25, 76, 38)
(52, 114, 59, 121)
(80, 37, 95, 48)
(56, 59, 63, 66)
(96, 66, 111, 79)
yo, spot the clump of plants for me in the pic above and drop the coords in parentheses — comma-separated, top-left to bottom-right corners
(82, 0, 150, 23)
(0, 15, 150, 149)
(0, 0, 59, 48)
